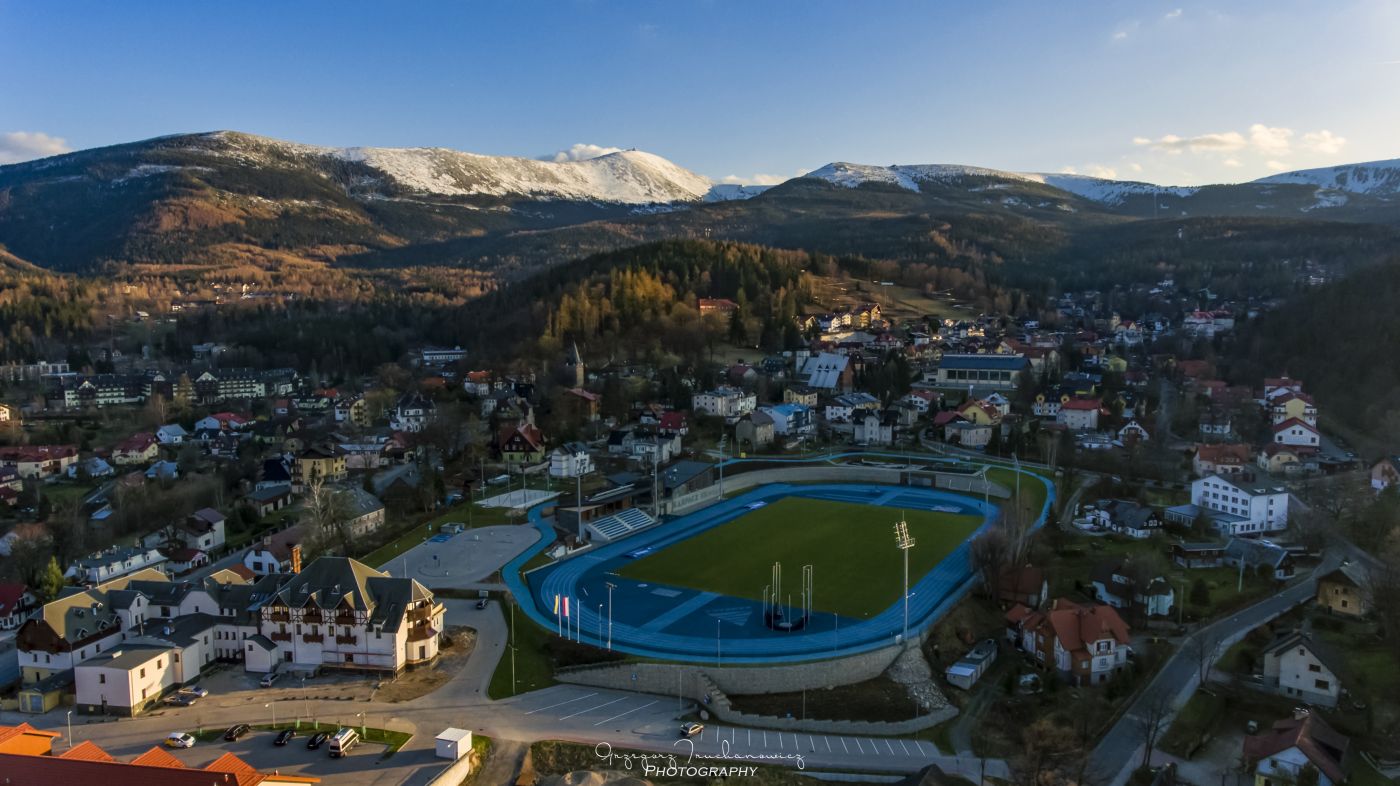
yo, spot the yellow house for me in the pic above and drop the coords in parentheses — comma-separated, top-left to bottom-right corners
(1269, 392, 1317, 426)
(1257, 444, 1303, 475)
(784, 386, 819, 407)
(293, 445, 346, 491)
(956, 399, 1001, 426)
(1316, 564, 1369, 618)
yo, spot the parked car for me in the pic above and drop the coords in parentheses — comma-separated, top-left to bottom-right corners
(274, 729, 296, 746)
(162, 694, 198, 707)
(475, 598, 489, 609)
(680, 722, 704, 738)
(164, 732, 196, 749)
(179, 685, 209, 698)
(259, 672, 281, 688)
(306, 732, 330, 750)
(223, 724, 251, 742)
(329, 727, 359, 759)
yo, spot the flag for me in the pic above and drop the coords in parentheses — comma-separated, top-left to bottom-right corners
(563, 596, 570, 617)
(553, 595, 560, 616)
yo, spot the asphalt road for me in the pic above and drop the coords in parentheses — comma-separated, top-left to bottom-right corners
(1087, 549, 1343, 784)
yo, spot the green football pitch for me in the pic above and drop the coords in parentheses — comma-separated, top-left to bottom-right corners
(614, 496, 985, 619)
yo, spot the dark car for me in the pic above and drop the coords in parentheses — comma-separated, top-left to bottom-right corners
(274, 729, 296, 746)
(306, 732, 329, 750)
(223, 723, 251, 742)
(475, 598, 489, 609)
(162, 693, 198, 707)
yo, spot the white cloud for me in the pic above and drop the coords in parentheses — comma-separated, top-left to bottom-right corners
(1266, 160, 1289, 171)
(719, 173, 786, 186)
(1086, 165, 1119, 179)
(1129, 162, 1143, 173)
(0, 131, 71, 164)
(1223, 158, 1243, 168)
(1301, 130, 1347, 154)
(1247, 124, 1293, 156)
(1163, 8, 1183, 20)
(1059, 165, 1078, 175)
(1111, 20, 1140, 40)
(540, 143, 625, 163)
(1139, 130, 1248, 154)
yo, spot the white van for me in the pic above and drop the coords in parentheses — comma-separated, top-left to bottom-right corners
(328, 727, 359, 758)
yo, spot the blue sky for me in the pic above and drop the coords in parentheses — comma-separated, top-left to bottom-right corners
(3, 0, 1397, 185)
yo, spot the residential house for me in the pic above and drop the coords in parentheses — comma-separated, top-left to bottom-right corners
(784, 385, 819, 407)
(496, 423, 547, 464)
(657, 411, 689, 436)
(799, 352, 853, 392)
(112, 433, 159, 466)
(1243, 712, 1348, 786)
(1056, 398, 1101, 431)
(852, 410, 896, 447)
(155, 424, 188, 445)
(69, 457, 114, 480)
(1273, 418, 1320, 449)
(335, 486, 387, 538)
(1225, 538, 1295, 580)
(1198, 410, 1234, 440)
(898, 389, 940, 414)
(692, 386, 757, 421)
(1118, 420, 1151, 444)
(736, 411, 776, 450)
(389, 393, 436, 433)
(243, 529, 304, 577)
(1171, 542, 1226, 569)
(1258, 443, 1314, 475)
(1166, 475, 1289, 536)
(420, 345, 467, 366)
(0, 445, 78, 479)
(826, 392, 880, 423)
(181, 508, 226, 552)
(1369, 456, 1400, 493)
(1090, 561, 1175, 617)
(956, 398, 1003, 426)
(292, 445, 347, 492)
(1260, 632, 1348, 708)
(1193, 443, 1252, 478)
(549, 442, 594, 479)
(1269, 392, 1318, 426)
(1100, 499, 1161, 538)
(1315, 563, 1369, 618)
(67, 546, 168, 584)
(997, 565, 1047, 609)
(193, 412, 250, 432)
(1004, 598, 1132, 686)
(244, 485, 293, 518)
(0, 583, 36, 630)
(943, 420, 994, 449)
(760, 403, 815, 437)
(334, 396, 370, 428)
(0, 402, 19, 427)
(698, 297, 739, 315)
(0, 467, 23, 505)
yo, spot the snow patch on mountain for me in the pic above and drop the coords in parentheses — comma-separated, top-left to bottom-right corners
(1023, 173, 1199, 204)
(199, 131, 744, 205)
(1252, 158, 1400, 195)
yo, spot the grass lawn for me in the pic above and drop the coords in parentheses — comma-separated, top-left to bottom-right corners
(1160, 689, 1227, 757)
(727, 675, 926, 723)
(615, 496, 983, 619)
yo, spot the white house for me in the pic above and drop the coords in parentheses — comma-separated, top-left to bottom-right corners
(1272, 418, 1320, 448)
(390, 393, 436, 433)
(549, 443, 594, 479)
(852, 411, 895, 447)
(1090, 562, 1175, 617)
(66, 546, 168, 584)
(1055, 398, 1101, 431)
(1260, 631, 1345, 708)
(155, 424, 188, 445)
(1168, 474, 1290, 536)
(691, 387, 756, 421)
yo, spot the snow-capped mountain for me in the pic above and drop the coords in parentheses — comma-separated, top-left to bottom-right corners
(804, 161, 1200, 206)
(1251, 158, 1400, 195)
(196, 131, 747, 205)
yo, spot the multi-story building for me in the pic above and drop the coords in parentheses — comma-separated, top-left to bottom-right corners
(1167, 474, 1290, 536)
(691, 386, 756, 421)
(1004, 598, 1132, 686)
(550, 442, 594, 478)
(193, 369, 266, 403)
(390, 392, 436, 433)
(292, 445, 347, 491)
(933, 354, 1029, 390)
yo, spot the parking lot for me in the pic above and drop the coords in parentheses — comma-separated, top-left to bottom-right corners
(163, 727, 389, 776)
(393, 524, 539, 587)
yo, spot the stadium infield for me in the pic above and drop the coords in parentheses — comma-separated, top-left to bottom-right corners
(614, 496, 982, 619)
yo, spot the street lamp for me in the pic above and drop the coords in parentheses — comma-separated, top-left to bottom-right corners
(66, 710, 72, 749)
(894, 517, 917, 643)
(605, 581, 616, 651)
(716, 619, 722, 667)
(264, 702, 276, 728)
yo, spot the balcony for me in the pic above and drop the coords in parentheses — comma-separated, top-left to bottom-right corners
(266, 611, 291, 623)
(270, 632, 291, 643)
(335, 635, 357, 646)
(407, 623, 437, 643)
(407, 603, 445, 624)
(302, 633, 324, 644)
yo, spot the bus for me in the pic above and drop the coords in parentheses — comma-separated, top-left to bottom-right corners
(328, 727, 359, 758)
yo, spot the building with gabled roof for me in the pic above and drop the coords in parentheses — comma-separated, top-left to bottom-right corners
(1243, 711, 1348, 786)
(1005, 597, 1132, 686)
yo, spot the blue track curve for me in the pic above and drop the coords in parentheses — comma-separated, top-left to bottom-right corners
(500, 455, 1053, 664)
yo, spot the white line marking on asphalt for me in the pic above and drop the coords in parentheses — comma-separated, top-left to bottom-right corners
(593, 699, 657, 726)
(525, 691, 597, 714)
(748, 729, 752, 747)
(808, 734, 815, 751)
(825, 736, 831, 753)
(841, 737, 849, 754)
(885, 739, 895, 755)
(900, 739, 910, 755)
(917, 740, 929, 756)
(763, 731, 768, 747)
(559, 696, 625, 720)
(854, 738, 865, 754)
(779, 733, 784, 750)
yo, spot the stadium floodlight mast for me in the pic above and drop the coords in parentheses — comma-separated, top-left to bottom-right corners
(605, 581, 616, 650)
(894, 516, 916, 643)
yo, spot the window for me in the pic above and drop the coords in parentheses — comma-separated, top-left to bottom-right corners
(1315, 679, 1330, 691)
(99, 674, 106, 684)
(1308, 663, 1321, 673)
(140, 668, 146, 678)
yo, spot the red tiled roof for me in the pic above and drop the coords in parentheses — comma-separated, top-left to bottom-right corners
(1060, 398, 1101, 411)
(130, 746, 187, 768)
(0, 582, 28, 614)
(1272, 417, 1318, 434)
(1041, 598, 1131, 655)
(1195, 443, 1251, 464)
(1242, 714, 1347, 784)
(0, 445, 77, 462)
(205, 752, 264, 786)
(59, 740, 115, 761)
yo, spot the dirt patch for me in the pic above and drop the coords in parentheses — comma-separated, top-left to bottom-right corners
(375, 625, 476, 703)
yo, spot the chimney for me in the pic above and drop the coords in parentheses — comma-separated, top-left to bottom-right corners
(290, 544, 302, 574)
